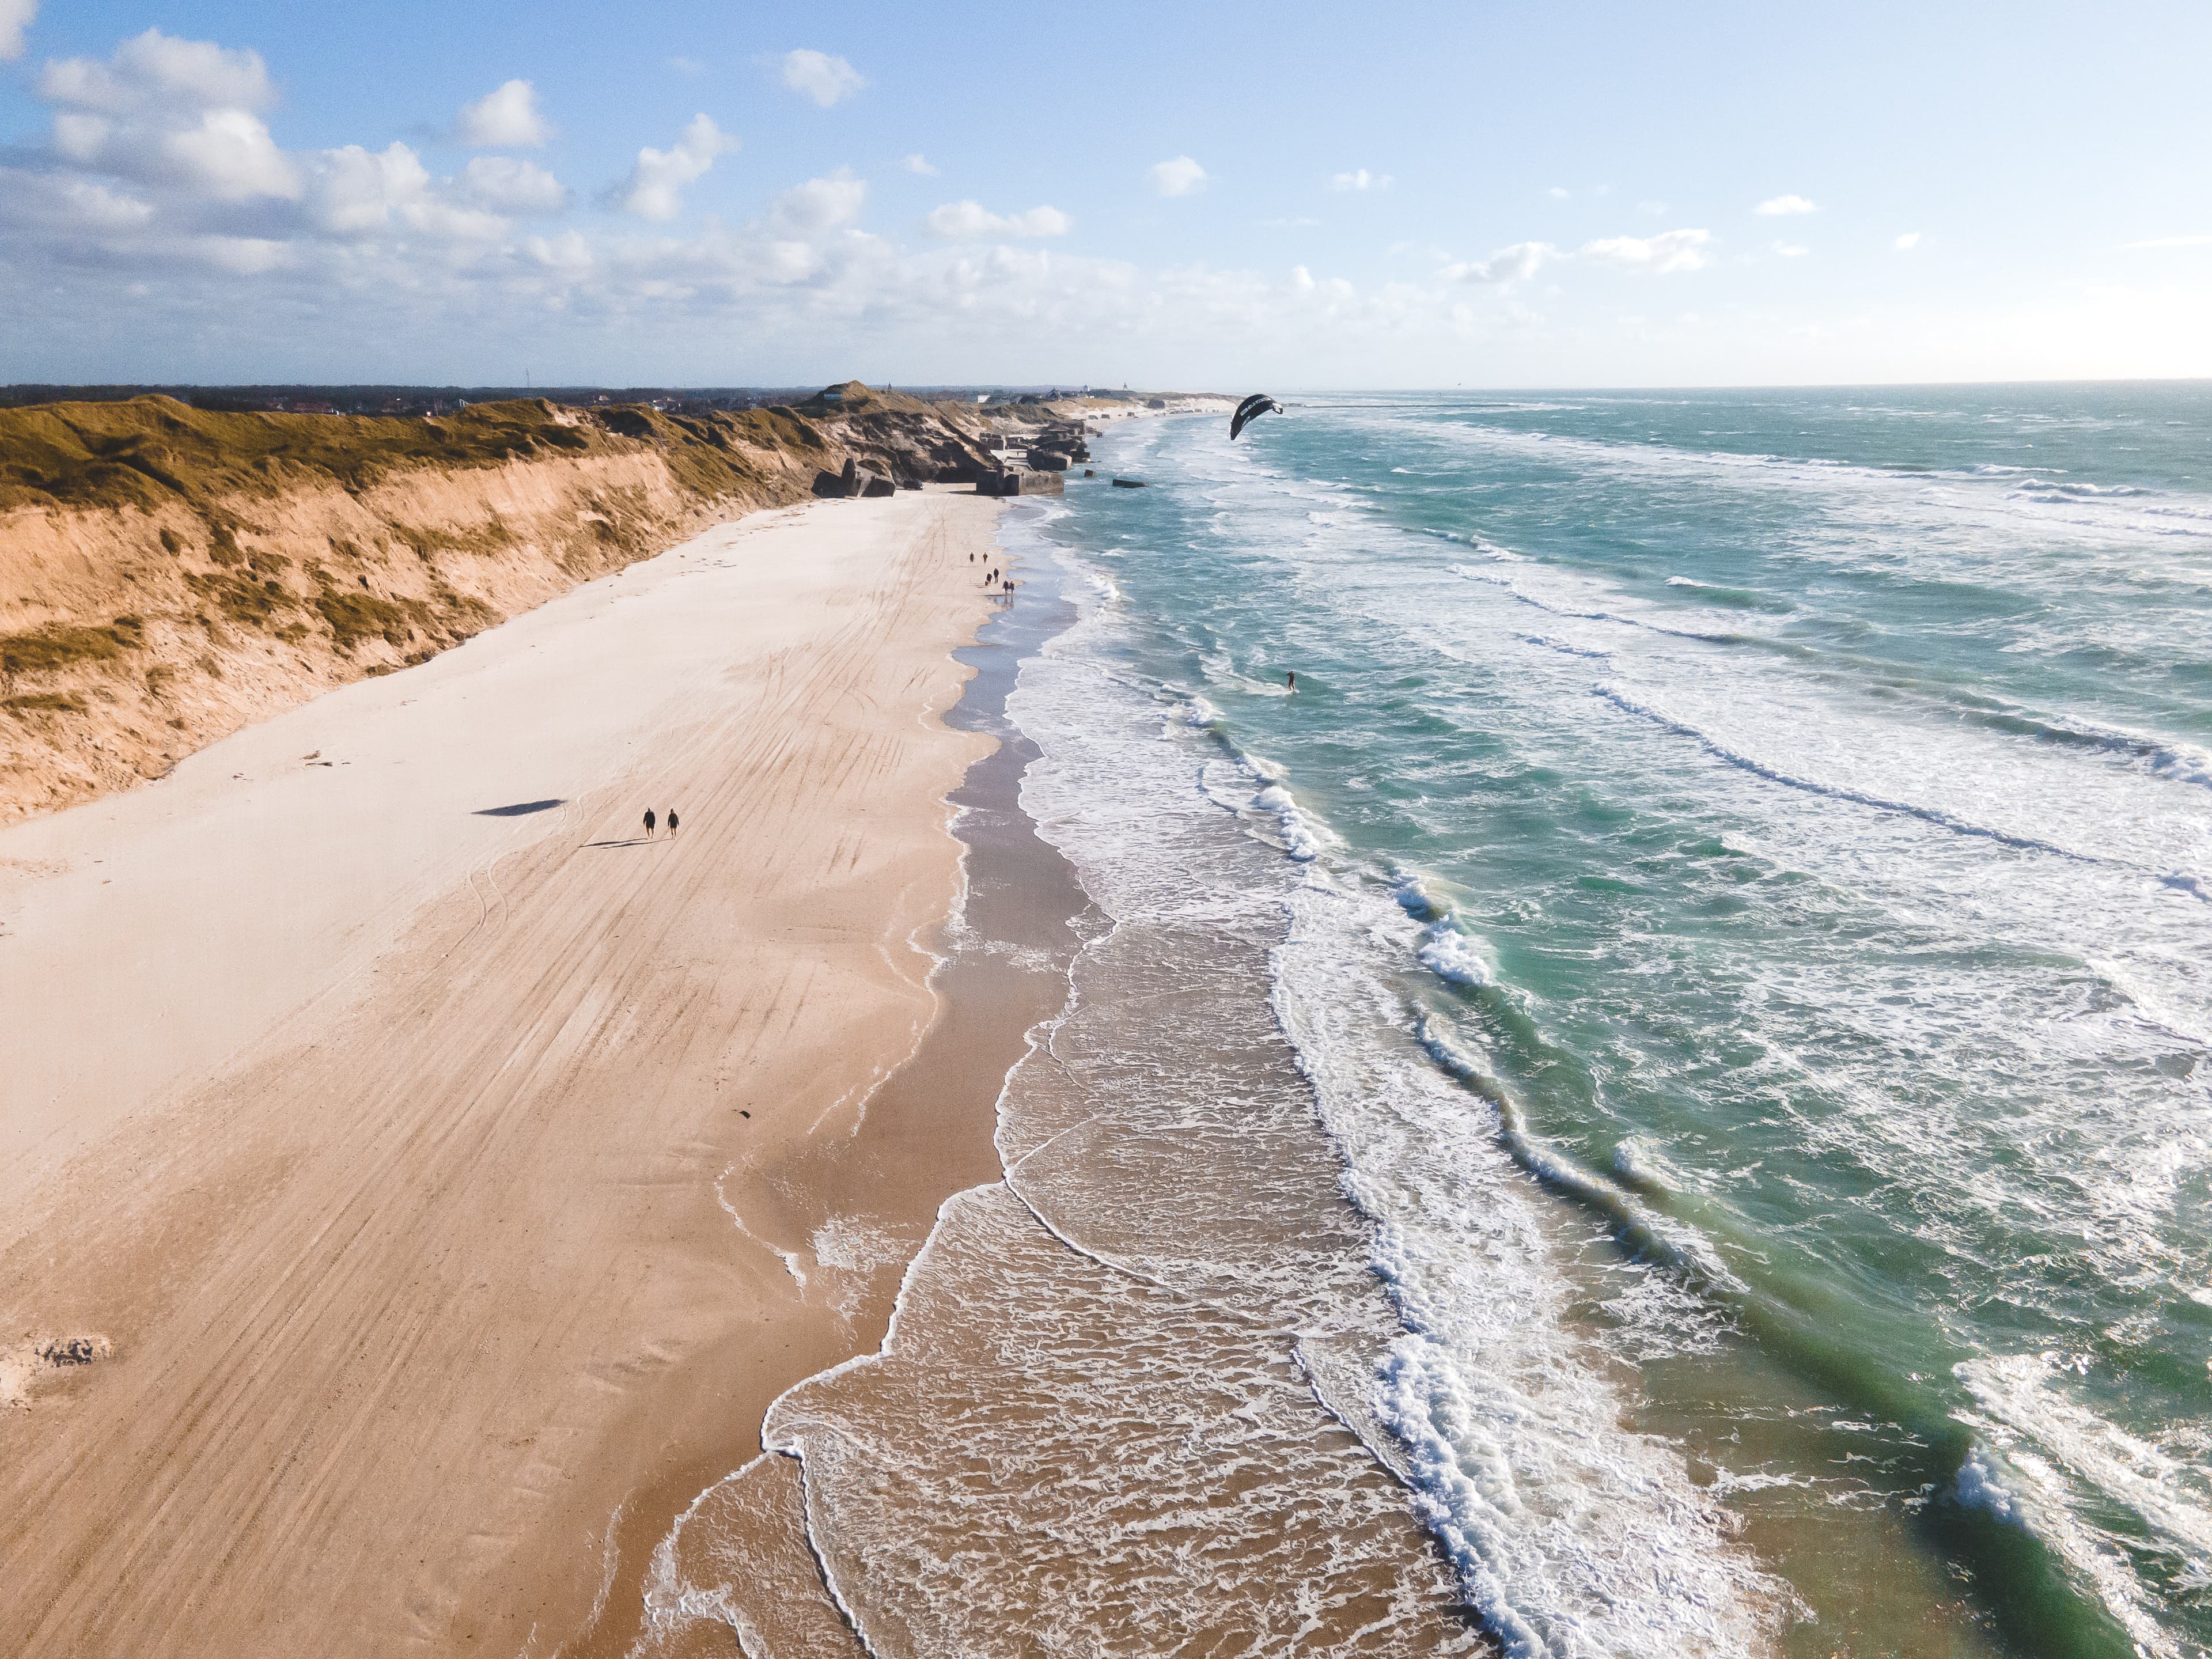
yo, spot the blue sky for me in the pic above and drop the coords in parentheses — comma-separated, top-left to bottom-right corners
(2, 1, 2209, 387)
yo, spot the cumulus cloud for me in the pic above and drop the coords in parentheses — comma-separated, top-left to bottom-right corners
(925, 200, 1071, 240)
(38, 32, 300, 203)
(612, 113, 737, 221)
(1755, 193, 1816, 215)
(1330, 168, 1391, 192)
(768, 168, 866, 236)
(1895, 231, 1922, 250)
(1444, 241, 1554, 285)
(1150, 155, 1207, 196)
(902, 153, 938, 176)
(40, 28, 275, 113)
(309, 142, 430, 233)
(1772, 241, 1809, 257)
(1548, 185, 1569, 199)
(3, 26, 544, 256)
(782, 48, 863, 107)
(1, 0, 37, 61)
(52, 176, 154, 230)
(296, 142, 509, 241)
(1581, 228, 1711, 272)
(454, 79, 551, 147)
(461, 155, 569, 214)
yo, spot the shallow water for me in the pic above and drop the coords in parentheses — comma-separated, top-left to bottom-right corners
(715, 387, 2212, 1658)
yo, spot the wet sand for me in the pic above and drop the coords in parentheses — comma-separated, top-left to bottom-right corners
(0, 487, 1009, 1655)
(643, 499, 1486, 1657)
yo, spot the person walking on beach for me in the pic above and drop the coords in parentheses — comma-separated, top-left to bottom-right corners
(643, 808, 656, 839)
(667, 809, 679, 839)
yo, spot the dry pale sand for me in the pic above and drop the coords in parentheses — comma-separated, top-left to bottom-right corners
(0, 486, 1006, 1655)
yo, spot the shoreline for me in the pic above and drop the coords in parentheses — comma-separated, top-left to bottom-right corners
(618, 501, 1096, 1654)
(576, 507, 1094, 1656)
(0, 487, 1017, 1655)
(649, 442, 1479, 1655)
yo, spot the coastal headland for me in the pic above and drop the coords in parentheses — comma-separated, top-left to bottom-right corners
(0, 382, 1183, 824)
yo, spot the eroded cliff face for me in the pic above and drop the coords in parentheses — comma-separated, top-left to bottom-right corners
(0, 391, 999, 823)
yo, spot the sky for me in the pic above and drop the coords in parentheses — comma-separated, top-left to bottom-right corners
(1, 1, 2209, 389)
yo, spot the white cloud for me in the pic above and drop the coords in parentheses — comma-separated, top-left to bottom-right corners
(525, 229, 592, 276)
(1330, 168, 1391, 192)
(1895, 231, 1922, 251)
(1292, 265, 1313, 291)
(40, 28, 274, 113)
(454, 79, 550, 147)
(309, 141, 430, 234)
(2122, 233, 2211, 249)
(33, 31, 301, 203)
(1772, 242, 1810, 257)
(782, 49, 863, 107)
(1, 0, 37, 62)
(305, 143, 511, 241)
(666, 56, 704, 77)
(1755, 193, 1816, 216)
(172, 109, 305, 200)
(192, 234, 291, 274)
(926, 199, 1071, 240)
(55, 176, 153, 230)
(1636, 199, 1667, 216)
(49, 88, 303, 203)
(1150, 155, 1207, 197)
(461, 154, 568, 214)
(1548, 186, 1569, 199)
(6, 26, 552, 254)
(613, 113, 737, 221)
(902, 153, 938, 176)
(768, 168, 866, 236)
(1444, 241, 1554, 285)
(1581, 228, 1711, 272)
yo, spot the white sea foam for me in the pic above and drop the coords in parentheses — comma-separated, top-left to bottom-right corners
(984, 535, 1795, 1656)
(1956, 1352, 2212, 1658)
(1415, 919, 1492, 986)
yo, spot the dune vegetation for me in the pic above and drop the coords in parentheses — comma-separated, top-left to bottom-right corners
(0, 387, 1028, 821)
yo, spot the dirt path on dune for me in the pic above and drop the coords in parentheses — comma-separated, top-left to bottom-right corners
(0, 489, 1002, 1656)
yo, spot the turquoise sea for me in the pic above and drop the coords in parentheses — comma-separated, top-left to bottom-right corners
(1005, 387, 2212, 1656)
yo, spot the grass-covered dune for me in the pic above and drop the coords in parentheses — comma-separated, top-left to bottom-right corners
(0, 388, 1002, 821)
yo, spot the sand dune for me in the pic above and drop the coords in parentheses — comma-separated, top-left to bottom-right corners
(0, 488, 1002, 1654)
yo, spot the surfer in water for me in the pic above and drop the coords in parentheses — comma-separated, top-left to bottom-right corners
(1287, 671, 1296, 692)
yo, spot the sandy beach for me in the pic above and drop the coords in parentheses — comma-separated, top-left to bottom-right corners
(0, 486, 1006, 1655)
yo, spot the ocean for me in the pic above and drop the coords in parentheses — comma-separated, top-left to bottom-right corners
(711, 386, 2212, 1658)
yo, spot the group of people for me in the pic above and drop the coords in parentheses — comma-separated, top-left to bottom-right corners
(642, 808, 679, 839)
(968, 550, 1016, 595)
